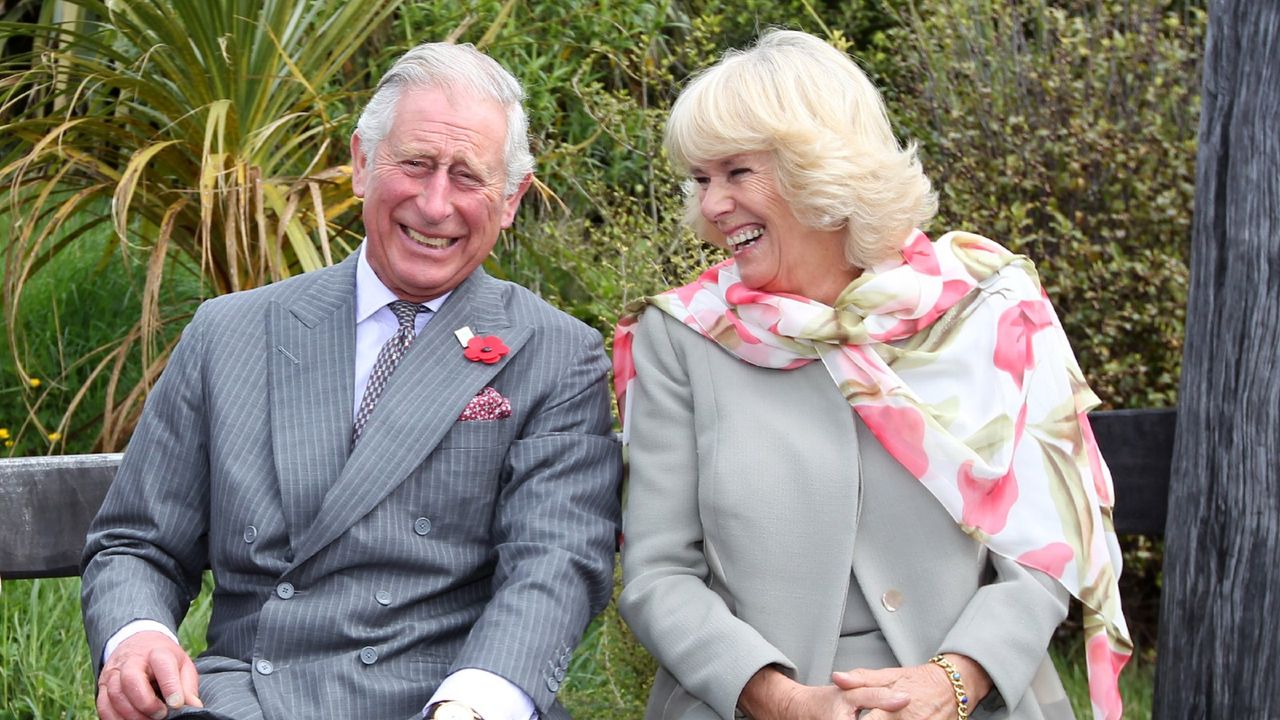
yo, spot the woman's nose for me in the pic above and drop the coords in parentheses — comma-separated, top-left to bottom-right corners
(699, 181, 733, 220)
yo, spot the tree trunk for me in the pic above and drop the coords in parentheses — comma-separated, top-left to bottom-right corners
(1155, 1, 1280, 717)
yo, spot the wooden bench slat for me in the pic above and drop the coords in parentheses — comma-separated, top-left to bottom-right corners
(0, 409, 1176, 579)
(1089, 408, 1176, 536)
(0, 454, 121, 579)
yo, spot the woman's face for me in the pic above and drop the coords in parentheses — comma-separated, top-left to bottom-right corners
(691, 152, 856, 303)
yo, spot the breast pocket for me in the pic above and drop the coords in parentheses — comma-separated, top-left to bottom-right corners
(437, 418, 515, 449)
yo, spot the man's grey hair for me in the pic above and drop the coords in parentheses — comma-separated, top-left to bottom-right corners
(355, 42, 534, 197)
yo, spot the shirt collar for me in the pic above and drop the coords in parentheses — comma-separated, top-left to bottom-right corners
(354, 241, 451, 324)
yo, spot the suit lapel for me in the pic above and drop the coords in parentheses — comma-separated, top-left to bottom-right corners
(268, 256, 358, 553)
(288, 269, 532, 570)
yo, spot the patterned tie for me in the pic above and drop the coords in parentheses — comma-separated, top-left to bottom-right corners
(352, 300, 425, 444)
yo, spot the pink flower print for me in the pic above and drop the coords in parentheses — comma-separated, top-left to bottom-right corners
(1018, 542, 1074, 579)
(993, 299, 1055, 388)
(1087, 634, 1128, 720)
(871, 279, 974, 341)
(901, 230, 941, 275)
(674, 275, 708, 310)
(1078, 412, 1112, 505)
(857, 404, 930, 477)
(958, 460, 1019, 535)
(722, 309, 763, 344)
(611, 326, 637, 418)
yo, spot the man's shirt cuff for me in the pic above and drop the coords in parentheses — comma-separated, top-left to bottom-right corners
(424, 668, 537, 720)
(104, 619, 180, 663)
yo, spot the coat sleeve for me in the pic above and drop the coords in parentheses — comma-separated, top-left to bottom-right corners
(81, 303, 212, 675)
(938, 553, 1070, 716)
(450, 324, 623, 716)
(618, 310, 792, 719)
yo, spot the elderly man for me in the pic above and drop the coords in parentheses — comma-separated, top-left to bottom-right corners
(81, 42, 621, 720)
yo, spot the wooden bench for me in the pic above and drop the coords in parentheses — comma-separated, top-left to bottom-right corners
(0, 409, 1175, 580)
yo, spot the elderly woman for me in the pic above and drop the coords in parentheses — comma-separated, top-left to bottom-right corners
(613, 30, 1130, 720)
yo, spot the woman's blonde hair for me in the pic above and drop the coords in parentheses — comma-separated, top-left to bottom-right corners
(665, 29, 936, 268)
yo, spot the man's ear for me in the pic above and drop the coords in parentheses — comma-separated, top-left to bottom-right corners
(351, 133, 368, 198)
(500, 173, 534, 228)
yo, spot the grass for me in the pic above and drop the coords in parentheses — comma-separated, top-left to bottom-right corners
(0, 571, 1154, 719)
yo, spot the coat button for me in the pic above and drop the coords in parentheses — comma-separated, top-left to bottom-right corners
(554, 666, 566, 681)
(881, 589, 904, 612)
(243, 525, 258, 543)
(413, 517, 432, 536)
(255, 659, 274, 675)
(276, 582, 295, 599)
(546, 676, 560, 693)
(375, 590, 392, 606)
(360, 646, 379, 665)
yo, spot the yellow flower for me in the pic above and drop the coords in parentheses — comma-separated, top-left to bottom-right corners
(3, 440, 13, 448)
(47, 432, 61, 441)
(0, 428, 9, 440)
(28, 377, 41, 388)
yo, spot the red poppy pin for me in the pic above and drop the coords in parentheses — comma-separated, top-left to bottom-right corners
(464, 335, 509, 364)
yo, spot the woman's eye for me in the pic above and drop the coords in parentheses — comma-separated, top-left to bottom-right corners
(692, 176, 710, 187)
(728, 168, 751, 180)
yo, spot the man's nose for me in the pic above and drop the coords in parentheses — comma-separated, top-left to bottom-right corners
(417, 171, 453, 223)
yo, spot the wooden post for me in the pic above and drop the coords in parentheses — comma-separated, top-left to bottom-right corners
(1155, 1, 1280, 716)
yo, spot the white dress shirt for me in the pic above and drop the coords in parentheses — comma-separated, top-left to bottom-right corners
(106, 244, 536, 720)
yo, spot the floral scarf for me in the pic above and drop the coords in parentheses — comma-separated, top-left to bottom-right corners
(613, 229, 1131, 720)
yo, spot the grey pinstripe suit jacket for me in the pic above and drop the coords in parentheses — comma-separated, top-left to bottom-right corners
(81, 254, 622, 720)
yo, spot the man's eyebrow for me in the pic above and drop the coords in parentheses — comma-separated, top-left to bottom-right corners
(393, 145, 487, 172)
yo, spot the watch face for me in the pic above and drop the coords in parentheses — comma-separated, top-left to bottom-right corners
(432, 702, 478, 720)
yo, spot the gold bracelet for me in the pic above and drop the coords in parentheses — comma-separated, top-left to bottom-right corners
(928, 654, 971, 720)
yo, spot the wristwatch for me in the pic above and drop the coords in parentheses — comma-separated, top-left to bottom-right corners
(425, 701, 483, 720)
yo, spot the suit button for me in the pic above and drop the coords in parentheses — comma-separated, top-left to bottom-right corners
(545, 676, 560, 693)
(881, 589, 904, 612)
(276, 582, 295, 599)
(375, 590, 392, 606)
(360, 646, 379, 665)
(243, 525, 258, 543)
(255, 659, 274, 675)
(413, 517, 432, 535)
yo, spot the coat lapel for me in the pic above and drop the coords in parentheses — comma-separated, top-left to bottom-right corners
(287, 269, 532, 570)
(268, 256, 358, 553)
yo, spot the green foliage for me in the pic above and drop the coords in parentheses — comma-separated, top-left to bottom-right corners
(1, 0, 402, 450)
(0, 575, 213, 719)
(0, 218, 145, 455)
(880, 0, 1203, 408)
(562, 567, 659, 717)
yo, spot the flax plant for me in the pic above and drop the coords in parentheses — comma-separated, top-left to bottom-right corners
(0, 0, 402, 450)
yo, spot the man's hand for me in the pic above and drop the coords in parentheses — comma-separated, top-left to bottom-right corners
(97, 630, 201, 720)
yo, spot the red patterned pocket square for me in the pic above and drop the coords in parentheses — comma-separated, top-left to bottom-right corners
(458, 386, 512, 422)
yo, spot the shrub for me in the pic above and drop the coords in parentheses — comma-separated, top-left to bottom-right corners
(880, 0, 1203, 409)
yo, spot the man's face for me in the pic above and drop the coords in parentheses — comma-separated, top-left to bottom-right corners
(352, 86, 530, 302)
